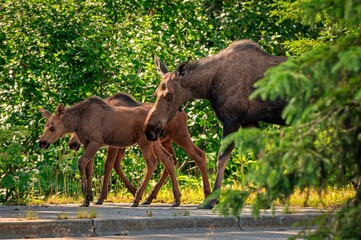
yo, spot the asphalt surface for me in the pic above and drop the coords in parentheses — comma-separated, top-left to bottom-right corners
(0, 203, 328, 239)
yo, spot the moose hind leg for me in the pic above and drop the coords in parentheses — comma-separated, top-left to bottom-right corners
(173, 136, 211, 198)
(112, 148, 137, 196)
(96, 147, 118, 205)
(142, 167, 169, 205)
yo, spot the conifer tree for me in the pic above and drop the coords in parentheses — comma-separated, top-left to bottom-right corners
(220, 0, 361, 238)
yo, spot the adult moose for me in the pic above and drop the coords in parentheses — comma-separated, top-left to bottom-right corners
(144, 40, 288, 209)
(68, 92, 211, 205)
(38, 96, 182, 207)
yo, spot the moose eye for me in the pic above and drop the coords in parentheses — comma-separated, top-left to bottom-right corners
(165, 93, 172, 101)
(49, 126, 55, 132)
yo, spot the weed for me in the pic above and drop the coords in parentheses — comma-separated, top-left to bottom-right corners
(26, 210, 38, 220)
(76, 209, 88, 219)
(89, 207, 97, 218)
(172, 210, 190, 217)
(76, 208, 96, 219)
(57, 213, 69, 219)
(146, 210, 153, 217)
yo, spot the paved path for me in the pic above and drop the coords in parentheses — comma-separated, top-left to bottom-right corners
(0, 203, 328, 239)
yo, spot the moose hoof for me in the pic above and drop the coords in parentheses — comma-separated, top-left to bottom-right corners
(80, 202, 90, 207)
(95, 200, 103, 205)
(197, 199, 218, 209)
(141, 200, 152, 205)
(171, 202, 180, 207)
(198, 203, 213, 209)
(130, 202, 139, 207)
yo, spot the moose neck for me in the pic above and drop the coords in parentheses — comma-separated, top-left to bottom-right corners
(62, 108, 80, 133)
(183, 57, 222, 100)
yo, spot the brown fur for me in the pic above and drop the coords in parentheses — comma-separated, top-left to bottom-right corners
(38, 96, 183, 207)
(68, 92, 211, 205)
(144, 39, 288, 208)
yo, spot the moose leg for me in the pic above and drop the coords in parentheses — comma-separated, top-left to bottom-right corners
(173, 134, 211, 199)
(112, 148, 137, 196)
(200, 120, 241, 209)
(142, 139, 174, 205)
(142, 167, 169, 205)
(78, 142, 101, 207)
(85, 157, 95, 204)
(153, 141, 181, 207)
(130, 143, 158, 207)
(207, 143, 234, 208)
(96, 147, 118, 205)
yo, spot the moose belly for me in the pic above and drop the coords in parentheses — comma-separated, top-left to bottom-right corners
(246, 99, 287, 125)
(103, 131, 137, 148)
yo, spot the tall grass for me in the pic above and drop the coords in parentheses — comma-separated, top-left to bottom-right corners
(29, 144, 356, 208)
(37, 175, 355, 208)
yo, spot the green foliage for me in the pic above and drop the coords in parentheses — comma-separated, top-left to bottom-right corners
(0, 0, 326, 206)
(221, 0, 361, 238)
(0, 128, 37, 203)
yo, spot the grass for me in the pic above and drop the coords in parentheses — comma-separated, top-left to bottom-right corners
(103, 183, 356, 209)
(76, 208, 97, 219)
(172, 210, 190, 216)
(26, 210, 39, 220)
(57, 212, 70, 219)
(57, 208, 96, 219)
(284, 186, 355, 208)
(146, 210, 153, 217)
(30, 180, 356, 210)
(16, 210, 39, 221)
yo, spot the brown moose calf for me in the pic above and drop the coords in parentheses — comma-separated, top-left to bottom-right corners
(67, 92, 210, 206)
(38, 96, 181, 207)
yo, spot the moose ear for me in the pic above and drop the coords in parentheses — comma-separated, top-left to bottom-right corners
(176, 62, 188, 77)
(154, 56, 169, 76)
(55, 104, 65, 117)
(38, 107, 52, 119)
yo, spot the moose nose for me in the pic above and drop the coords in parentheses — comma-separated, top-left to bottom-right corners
(145, 127, 158, 141)
(145, 122, 163, 141)
(38, 140, 50, 149)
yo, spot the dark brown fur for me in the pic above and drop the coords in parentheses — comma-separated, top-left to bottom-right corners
(39, 96, 183, 207)
(68, 92, 211, 205)
(144, 40, 288, 208)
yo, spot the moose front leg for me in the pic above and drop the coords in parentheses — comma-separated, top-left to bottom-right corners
(199, 119, 240, 209)
(153, 142, 181, 207)
(78, 142, 101, 207)
(85, 157, 95, 205)
(130, 143, 158, 207)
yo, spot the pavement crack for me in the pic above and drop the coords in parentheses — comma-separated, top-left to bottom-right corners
(92, 219, 97, 236)
(238, 216, 244, 231)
